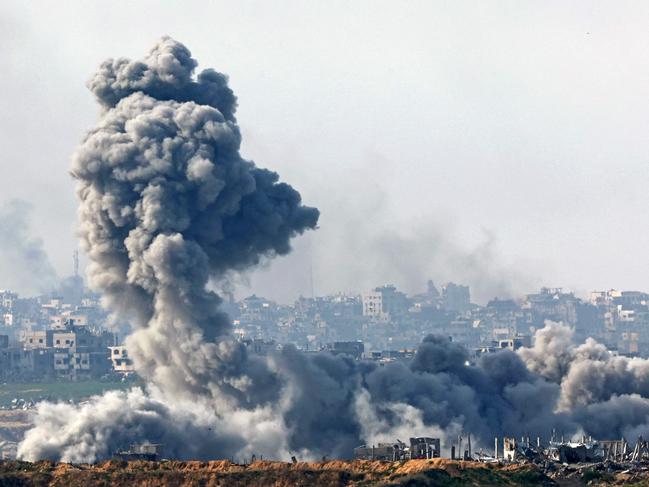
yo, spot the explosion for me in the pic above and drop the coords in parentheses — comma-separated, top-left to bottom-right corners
(17, 39, 649, 462)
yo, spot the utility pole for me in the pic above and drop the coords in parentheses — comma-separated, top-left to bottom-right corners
(309, 237, 316, 299)
(73, 250, 79, 279)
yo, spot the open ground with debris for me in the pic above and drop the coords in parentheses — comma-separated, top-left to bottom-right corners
(1, 458, 648, 486)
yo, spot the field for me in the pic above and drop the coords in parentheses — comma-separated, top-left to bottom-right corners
(1, 458, 646, 486)
(0, 380, 142, 407)
(0, 459, 559, 487)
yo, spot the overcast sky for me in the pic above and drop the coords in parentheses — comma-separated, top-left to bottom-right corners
(2, 1, 649, 302)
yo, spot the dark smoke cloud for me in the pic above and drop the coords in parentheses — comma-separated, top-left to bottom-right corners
(21, 36, 318, 461)
(69, 36, 318, 405)
(88, 40, 236, 120)
(18, 39, 649, 462)
(0, 199, 58, 295)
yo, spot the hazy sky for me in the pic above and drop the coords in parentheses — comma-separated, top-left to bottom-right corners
(2, 1, 649, 302)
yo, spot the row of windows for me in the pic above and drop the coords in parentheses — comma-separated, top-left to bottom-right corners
(27, 338, 75, 345)
(55, 358, 89, 365)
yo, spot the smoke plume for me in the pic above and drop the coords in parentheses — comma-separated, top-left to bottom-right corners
(17, 38, 649, 462)
(21, 36, 318, 461)
(0, 199, 58, 295)
(309, 178, 537, 304)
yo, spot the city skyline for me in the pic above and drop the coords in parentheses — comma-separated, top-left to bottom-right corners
(5, 2, 649, 474)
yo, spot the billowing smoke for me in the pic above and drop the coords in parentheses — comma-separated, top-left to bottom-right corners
(71, 37, 319, 406)
(0, 199, 58, 295)
(21, 36, 319, 461)
(17, 38, 649, 462)
(519, 322, 649, 439)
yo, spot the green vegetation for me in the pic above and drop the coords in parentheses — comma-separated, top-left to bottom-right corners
(581, 467, 617, 485)
(0, 379, 143, 407)
(581, 468, 603, 483)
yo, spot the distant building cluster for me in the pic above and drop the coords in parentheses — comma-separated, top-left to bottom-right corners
(0, 278, 648, 383)
(0, 287, 118, 381)
(230, 282, 649, 361)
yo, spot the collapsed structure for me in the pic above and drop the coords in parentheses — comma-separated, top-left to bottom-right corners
(114, 443, 164, 462)
(485, 435, 649, 466)
(354, 434, 649, 470)
(353, 437, 441, 461)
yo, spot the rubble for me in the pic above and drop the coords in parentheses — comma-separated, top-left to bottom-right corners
(113, 443, 164, 462)
(354, 431, 649, 483)
(354, 437, 441, 461)
(477, 433, 649, 482)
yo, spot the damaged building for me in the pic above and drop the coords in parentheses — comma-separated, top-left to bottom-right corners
(354, 437, 441, 461)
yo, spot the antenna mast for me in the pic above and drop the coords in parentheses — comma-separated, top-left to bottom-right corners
(73, 250, 79, 279)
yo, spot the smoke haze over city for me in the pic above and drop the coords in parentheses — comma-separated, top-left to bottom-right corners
(3, 1, 649, 473)
(3, 1, 649, 303)
(3, 37, 648, 464)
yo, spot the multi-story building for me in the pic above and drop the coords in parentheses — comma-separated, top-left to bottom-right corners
(22, 330, 53, 349)
(108, 346, 135, 373)
(362, 285, 410, 319)
(362, 291, 383, 318)
(441, 283, 471, 312)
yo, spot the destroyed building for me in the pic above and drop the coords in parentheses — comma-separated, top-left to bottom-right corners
(547, 441, 600, 464)
(108, 346, 135, 373)
(326, 341, 364, 359)
(114, 443, 163, 461)
(353, 443, 401, 461)
(354, 437, 441, 461)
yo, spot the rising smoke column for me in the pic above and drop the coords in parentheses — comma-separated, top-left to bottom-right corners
(19, 37, 319, 461)
(74, 37, 319, 403)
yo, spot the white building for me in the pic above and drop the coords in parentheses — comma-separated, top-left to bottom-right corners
(362, 291, 383, 317)
(362, 285, 410, 319)
(108, 346, 134, 373)
(3, 313, 13, 327)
